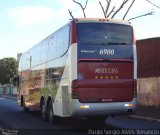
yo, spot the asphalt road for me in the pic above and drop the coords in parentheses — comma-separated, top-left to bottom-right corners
(0, 96, 160, 135)
(0, 96, 115, 135)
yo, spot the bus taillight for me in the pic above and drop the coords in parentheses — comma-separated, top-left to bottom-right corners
(71, 79, 79, 99)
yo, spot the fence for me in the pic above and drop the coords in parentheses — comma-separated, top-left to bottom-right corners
(137, 37, 160, 107)
(137, 77, 160, 108)
(0, 84, 17, 95)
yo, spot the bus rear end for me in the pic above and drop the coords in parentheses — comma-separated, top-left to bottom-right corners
(70, 19, 137, 118)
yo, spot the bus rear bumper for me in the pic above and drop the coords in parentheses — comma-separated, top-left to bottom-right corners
(70, 98, 136, 117)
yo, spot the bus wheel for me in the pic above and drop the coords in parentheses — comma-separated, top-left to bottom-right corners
(23, 106, 30, 113)
(41, 100, 48, 121)
(23, 100, 29, 113)
(48, 100, 58, 123)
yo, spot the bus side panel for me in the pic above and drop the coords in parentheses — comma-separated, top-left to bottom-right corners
(52, 55, 69, 116)
(53, 44, 77, 117)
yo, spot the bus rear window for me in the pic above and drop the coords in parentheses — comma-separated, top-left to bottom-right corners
(77, 23, 133, 45)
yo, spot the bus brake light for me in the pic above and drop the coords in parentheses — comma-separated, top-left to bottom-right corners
(71, 79, 79, 99)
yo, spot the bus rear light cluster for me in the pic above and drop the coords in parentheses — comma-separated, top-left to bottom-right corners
(71, 79, 79, 99)
(71, 79, 79, 88)
(71, 91, 79, 99)
(124, 103, 134, 107)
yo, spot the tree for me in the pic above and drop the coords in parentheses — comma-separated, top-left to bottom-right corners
(99, 0, 135, 19)
(68, 0, 89, 18)
(0, 57, 18, 85)
(68, 0, 154, 21)
(146, 0, 160, 10)
(99, 0, 154, 21)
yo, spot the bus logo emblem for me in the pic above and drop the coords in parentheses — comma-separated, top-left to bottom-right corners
(78, 73, 84, 80)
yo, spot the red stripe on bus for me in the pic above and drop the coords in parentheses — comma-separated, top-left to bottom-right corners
(71, 20, 77, 44)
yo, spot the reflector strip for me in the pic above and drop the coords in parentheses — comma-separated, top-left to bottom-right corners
(80, 105, 89, 109)
(124, 104, 134, 107)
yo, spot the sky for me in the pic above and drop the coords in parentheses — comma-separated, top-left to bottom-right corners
(0, 0, 160, 59)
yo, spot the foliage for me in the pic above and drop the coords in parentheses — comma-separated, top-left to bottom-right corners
(0, 57, 18, 85)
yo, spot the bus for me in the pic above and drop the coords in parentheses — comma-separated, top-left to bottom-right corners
(17, 18, 137, 123)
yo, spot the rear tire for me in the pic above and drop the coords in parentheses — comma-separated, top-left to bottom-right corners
(48, 100, 59, 123)
(41, 100, 48, 121)
(23, 100, 29, 113)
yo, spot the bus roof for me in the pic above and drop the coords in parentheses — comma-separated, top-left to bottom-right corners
(73, 18, 131, 25)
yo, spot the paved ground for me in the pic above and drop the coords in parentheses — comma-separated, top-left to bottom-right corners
(136, 105, 160, 120)
(1, 94, 160, 122)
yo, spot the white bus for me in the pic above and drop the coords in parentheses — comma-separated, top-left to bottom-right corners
(17, 18, 137, 123)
